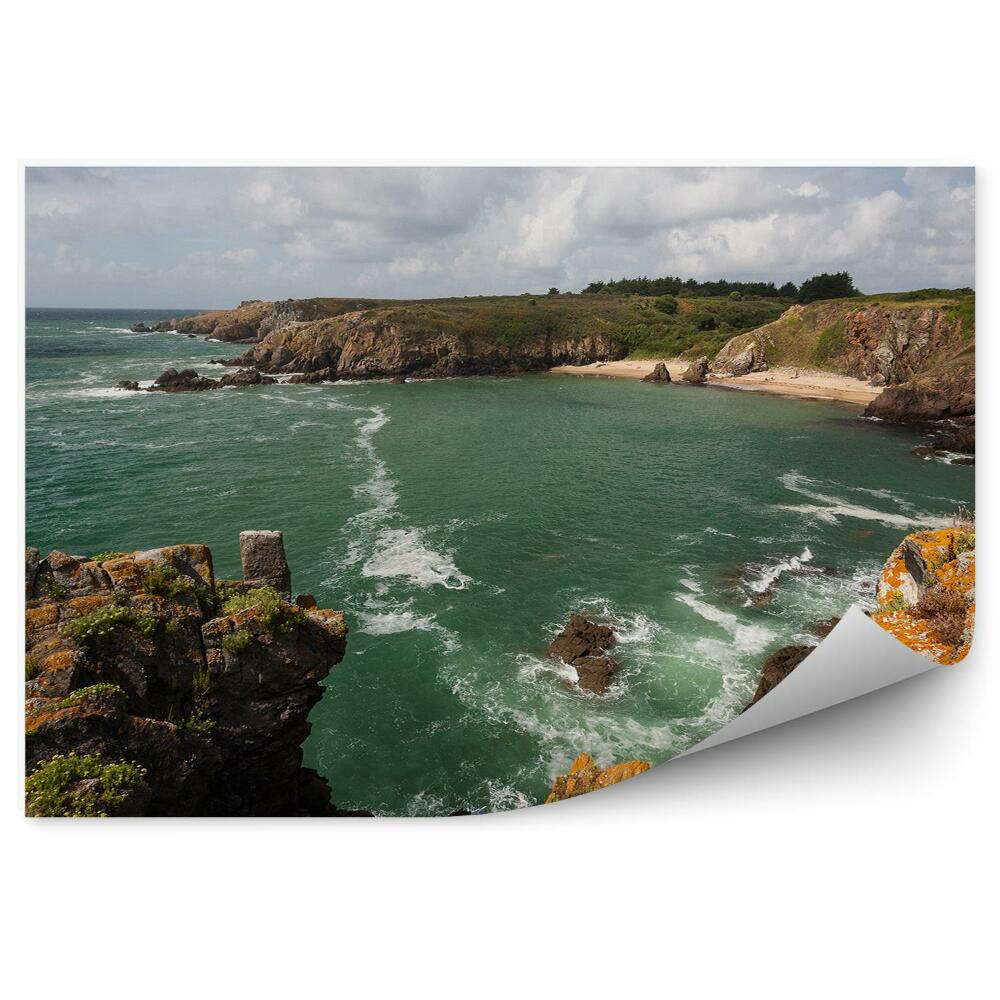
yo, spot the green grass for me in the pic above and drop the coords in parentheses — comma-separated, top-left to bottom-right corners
(25, 753, 147, 817)
(220, 628, 253, 654)
(25, 654, 39, 681)
(813, 317, 847, 365)
(89, 550, 127, 562)
(61, 603, 159, 647)
(54, 683, 124, 709)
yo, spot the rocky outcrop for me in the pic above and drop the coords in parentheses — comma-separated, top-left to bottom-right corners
(169, 298, 370, 342)
(642, 361, 671, 383)
(863, 365, 974, 424)
(118, 368, 278, 393)
(872, 524, 975, 664)
(545, 752, 650, 803)
(681, 357, 709, 384)
(130, 320, 176, 334)
(24, 534, 350, 816)
(547, 614, 620, 694)
(239, 530, 291, 598)
(745, 645, 815, 709)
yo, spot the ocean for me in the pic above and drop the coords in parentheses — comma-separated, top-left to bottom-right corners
(25, 308, 975, 814)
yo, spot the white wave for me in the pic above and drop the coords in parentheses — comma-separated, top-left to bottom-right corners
(362, 528, 472, 590)
(745, 546, 814, 595)
(777, 471, 945, 529)
(356, 606, 461, 652)
(675, 590, 775, 655)
(574, 596, 661, 645)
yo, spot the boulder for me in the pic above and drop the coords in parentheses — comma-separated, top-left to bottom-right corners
(239, 530, 292, 597)
(130, 323, 152, 333)
(547, 613, 620, 694)
(681, 357, 709, 384)
(117, 380, 140, 391)
(642, 362, 671, 384)
(217, 369, 277, 388)
(726, 346, 756, 376)
(151, 368, 217, 392)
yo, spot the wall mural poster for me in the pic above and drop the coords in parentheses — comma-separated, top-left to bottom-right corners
(23, 166, 975, 817)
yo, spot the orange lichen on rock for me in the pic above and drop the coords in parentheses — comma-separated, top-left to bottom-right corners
(872, 525, 975, 664)
(545, 752, 651, 804)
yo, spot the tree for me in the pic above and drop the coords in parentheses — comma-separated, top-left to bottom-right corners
(653, 294, 678, 315)
(778, 281, 798, 298)
(547, 287, 559, 296)
(798, 271, 860, 304)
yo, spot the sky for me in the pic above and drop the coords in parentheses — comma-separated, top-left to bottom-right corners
(25, 166, 975, 309)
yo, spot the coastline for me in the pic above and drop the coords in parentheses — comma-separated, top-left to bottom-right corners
(548, 359, 881, 405)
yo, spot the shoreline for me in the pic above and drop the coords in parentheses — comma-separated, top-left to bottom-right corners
(548, 359, 882, 406)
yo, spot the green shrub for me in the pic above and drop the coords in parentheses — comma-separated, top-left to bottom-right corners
(25, 654, 40, 681)
(25, 753, 147, 817)
(879, 590, 909, 613)
(141, 563, 191, 598)
(954, 531, 975, 554)
(192, 664, 212, 697)
(39, 575, 67, 600)
(89, 550, 127, 563)
(55, 683, 124, 708)
(220, 628, 253, 654)
(164, 619, 183, 636)
(221, 586, 303, 635)
(176, 712, 216, 737)
(61, 604, 160, 646)
(653, 294, 678, 315)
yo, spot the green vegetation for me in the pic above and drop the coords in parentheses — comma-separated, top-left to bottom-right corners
(89, 550, 127, 562)
(25, 753, 147, 817)
(25, 654, 39, 681)
(54, 683, 125, 709)
(653, 294, 678, 315)
(582, 275, 794, 298)
(192, 664, 212, 698)
(61, 603, 159, 647)
(39, 575, 67, 600)
(879, 590, 909, 613)
(954, 531, 976, 555)
(141, 563, 191, 599)
(221, 586, 303, 635)
(177, 712, 216, 737)
(797, 271, 860, 303)
(813, 317, 847, 365)
(220, 628, 253, 654)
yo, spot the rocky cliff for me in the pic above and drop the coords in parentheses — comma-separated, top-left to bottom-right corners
(871, 522, 975, 664)
(25, 531, 351, 817)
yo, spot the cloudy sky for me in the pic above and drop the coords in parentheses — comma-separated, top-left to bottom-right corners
(25, 166, 974, 308)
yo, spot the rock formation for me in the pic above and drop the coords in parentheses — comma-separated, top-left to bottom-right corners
(745, 645, 815, 710)
(871, 523, 975, 664)
(642, 361, 671, 383)
(117, 368, 278, 393)
(239, 530, 292, 598)
(24, 534, 351, 816)
(682, 357, 709, 384)
(545, 752, 650, 803)
(547, 614, 620, 694)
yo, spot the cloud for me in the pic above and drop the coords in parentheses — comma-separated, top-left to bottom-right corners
(24, 166, 974, 307)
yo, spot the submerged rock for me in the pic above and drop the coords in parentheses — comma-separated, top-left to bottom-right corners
(545, 752, 650, 803)
(547, 613, 620, 694)
(642, 361, 671, 384)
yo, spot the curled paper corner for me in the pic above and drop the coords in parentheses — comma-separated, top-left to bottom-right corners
(678, 606, 938, 758)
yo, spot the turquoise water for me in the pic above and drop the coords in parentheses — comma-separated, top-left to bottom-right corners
(26, 309, 975, 814)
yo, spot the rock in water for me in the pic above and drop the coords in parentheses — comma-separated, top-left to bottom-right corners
(642, 362, 671, 384)
(240, 530, 292, 598)
(745, 645, 815, 710)
(682, 357, 709, 384)
(547, 613, 620, 694)
(545, 753, 650, 803)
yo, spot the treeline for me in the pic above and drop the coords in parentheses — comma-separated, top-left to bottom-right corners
(582, 276, 799, 299)
(581, 270, 863, 303)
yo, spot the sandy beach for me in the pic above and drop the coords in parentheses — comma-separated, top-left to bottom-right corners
(548, 359, 881, 405)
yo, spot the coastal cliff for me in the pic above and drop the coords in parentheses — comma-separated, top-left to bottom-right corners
(25, 531, 350, 817)
(545, 753, 650, 803)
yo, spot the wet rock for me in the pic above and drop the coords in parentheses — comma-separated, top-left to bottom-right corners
(642, 362, 671, 384)
(295, 594, 318, 610)
(391, 374, 407, 384)
(681, 357, 709, 384)
(547, 614, 620, 694)
(286, 368, 338, 384)
(151, 368, 218, 392)
(26, 547, 39, 600)
(217, 368, 277, 388)
(117, 380, 140, 391)
(130, 323, 152, 333)
(811, 616, 841, 638)
(745, 645, 815, 710)
(239, 530, 292, 597)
